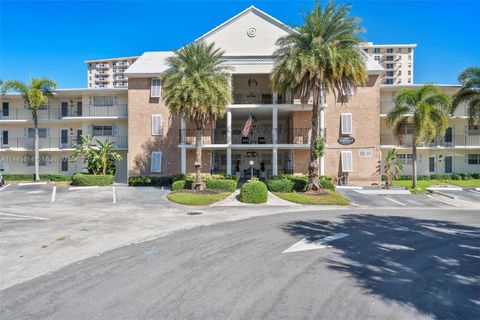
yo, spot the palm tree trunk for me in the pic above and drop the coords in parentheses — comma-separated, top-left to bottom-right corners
(33, 110, 40, 181)
(306, 87, 321, 191)
(412, 143, 418, 189)
(193, 126, 204, 191)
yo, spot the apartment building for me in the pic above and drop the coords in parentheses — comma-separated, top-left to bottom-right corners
(2, 6, 477, 185)
(360, 42, 416, 85)
(86, 56, 139, 89)
(0, 89, 129, 182)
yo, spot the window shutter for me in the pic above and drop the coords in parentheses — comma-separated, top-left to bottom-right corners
(113, 124, 118, 136)
(151, 114, 163, 136)
(341, 113, 352, 135)
(341, 151, 353, 172)
(151, 151, 162, 173)
(151, 79, 161, 98)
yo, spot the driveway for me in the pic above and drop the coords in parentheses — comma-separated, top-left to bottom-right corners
(1, 208, 479, 320)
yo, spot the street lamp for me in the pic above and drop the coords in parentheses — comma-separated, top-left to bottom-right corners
(249, 160, 254, 180)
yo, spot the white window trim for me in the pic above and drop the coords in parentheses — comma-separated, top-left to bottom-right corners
(341, 151, 353, 172)
(341, 113, 353, 135)
(151, 151, 162, 173)
(151, 114, 163, 136)
(151, 79, 161, 98)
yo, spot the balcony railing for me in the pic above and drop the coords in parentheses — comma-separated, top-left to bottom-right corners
(97, 63, 110, 69)
(231, 92, 293, 105)
(381, 102, 469, 117)
(0, 105, 128, 120)
(179, 128, 319, 145)
(0, 136, 127, 150)
(381, 134, 480, 147)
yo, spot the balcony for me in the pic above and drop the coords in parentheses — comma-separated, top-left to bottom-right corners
(113, 69, 126, 74)
(380, 134, 480, 148)
(380, 102, 395, 114)
(95, 72, 109, 76)
(0, 105, 128, 120)
(113, 75, 127, 80)
(96, 63, 110, 69)
(113, 82, 128, 88)
(231, 92, 293, 105)
(113, 61, 130, 67)
(179, 127, 316, 145)
(95, 78, 110, 83)
(0, 136, 128, 150)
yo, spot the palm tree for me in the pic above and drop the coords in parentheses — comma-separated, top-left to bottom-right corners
(387, 84, 451, 189)
(271, 0, 366, 190)
(162, 41, 231, 190)
(452, 67, 480, 124)
(384, 148, 403, 189)
(1, 78, 56, 181)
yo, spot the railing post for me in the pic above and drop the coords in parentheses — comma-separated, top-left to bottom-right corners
(272, 106, 278, 144)
(226, 110, 232, 145)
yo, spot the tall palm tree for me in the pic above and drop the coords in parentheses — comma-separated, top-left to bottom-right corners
(271, 0, 366, 190)
(387, 84, 451, 189)
(1, 78, 56, 181)
(452, 67, 480, 124)
(161, 41, 231, 190)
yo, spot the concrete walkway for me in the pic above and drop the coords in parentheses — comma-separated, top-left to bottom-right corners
(211, 190, 299, 206)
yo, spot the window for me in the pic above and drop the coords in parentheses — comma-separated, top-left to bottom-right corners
(28, 128, 47, 138)
(374, 56, 380, 61)
(467, 154, 480, 165)
(408, 55, 412, 60)
(429, 156, 435, 172)
(341, 113, 352, 135)
(92, 125, 113, 136)
(408, 70, 412, 75)
(386, 48, 393, 54)
(151, 114, 163, 136)
(402, 123, 414, 134)
(363, 48, 368, 53)
(359, 149, 372, 157)
(151, 79, 161, 98)
(385, 79, 394, 85)
(408, 48, 412, 53)
(386, 71, 394, 77)
(408, 79, 412, 84)
(385, 56, 393, 61)
(373, 48, 380, 54)
(397, 48, 402, 53)
(398, 154, 413, 165)
(151, 151, 162, 173)
(341, 151, 353, 172)
(408, 63, 412, 68)
(93, 96, 114, 106)
(2, 130, 8, 145)
(398, 71, 402, 76)
(468, 125, 480, 135)
(2, 102, 9, 117)
(386, 64, 394, 69)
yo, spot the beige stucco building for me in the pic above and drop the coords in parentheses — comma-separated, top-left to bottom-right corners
(86, 56, 139, 89)
(1, 6, 478, 185)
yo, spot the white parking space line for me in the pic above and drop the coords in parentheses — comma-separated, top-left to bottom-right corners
(51, 186, 57, 203)
(283, 233, 349, 253)
(18, 182, 47, 186)
(112, 187, 116, 203)
(469, 190, 480, 194)
(0, 184, 11, 191)
(427, 195, 460, 207)
(0, 212, 49, 221)
(384, 196, 407, 206)
(69, 186, 99, 191)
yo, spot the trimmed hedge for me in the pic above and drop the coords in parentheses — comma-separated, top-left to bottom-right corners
(267, 174, 335, 192)
(185, 173, 240, 182)
(240, 181, 268, 204)
(205, 179, 237, 192)
(267, 178, 295, 193)
(319, 179, 335, 191)
(172, 180, 192, 191)
(128, 176, 172, 186)
(3, 173, 71, 182)
(71, 174, 114, 186)
(382, 173, 480, 181)
(129, 173, 239, 187)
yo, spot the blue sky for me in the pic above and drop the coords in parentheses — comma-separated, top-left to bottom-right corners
(1, 0, 478, 88)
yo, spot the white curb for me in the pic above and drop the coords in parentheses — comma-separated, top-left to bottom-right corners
(18, 182, 47, 186)
(69, 186, 100, 191)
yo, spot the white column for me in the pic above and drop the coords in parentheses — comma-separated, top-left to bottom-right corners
(272, 91, 278, 104)
(226, 147, 232, 175)
(272, 106, 278, 144)
(180, 117, 186, 144)
(319, 105, 326, 176)
(181, 147, 187, 174)
(272, 147, 278, 176)
(227, 110, 232, 144)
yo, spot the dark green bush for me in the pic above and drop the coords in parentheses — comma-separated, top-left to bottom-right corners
(128, 176, 171, 186)
(204, 179, 237, 192)
(431, 174, 451, 180)
(71, 174, 114, 186)
(172, 180, 192, 190)
(320, 179, 335, 191)
(3, 173, 71, 182)
(267, 178, 295, 193)
(171, 174, 186, 183)
(451, 173, 462, 180)
(461, 173, 472, 180)
(471, 173, 480, 179)
(240, 181, 268, 204)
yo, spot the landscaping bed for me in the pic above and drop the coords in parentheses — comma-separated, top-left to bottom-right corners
(167, 190, 230, 205)
(275, 190, 350, 205)
(392, 179, 480, 192)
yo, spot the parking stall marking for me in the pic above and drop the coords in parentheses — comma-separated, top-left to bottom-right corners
(18, 182, 47, 186)
(0, 212, 49, 221)
(51, 186, 57, 203)
(384, 196, 407, 207)
(427, 195, 460, 207)
(0, 184, 11, 191)
(112, 187, 116, 203)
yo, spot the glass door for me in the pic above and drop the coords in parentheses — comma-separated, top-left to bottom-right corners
(444, 156, 453, 173)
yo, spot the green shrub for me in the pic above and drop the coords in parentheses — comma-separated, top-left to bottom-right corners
(3, 173, 71, 182)
(171, 174, 186, 183)
(431, 174, 451, 180)
(320, 179, 336, 191)
(461, 173, 473, 180)
(204, 179, 237, 192)
(267, 178, 295, 193)
(71, 174, 114, 186)
(184, 173, 238, 181)
(471, 173, 480, 179)
(172, 180, 193, 190)
(451, 173, 462, 180)
(128, 176, 171, 186)
(240, 181, 268, 204)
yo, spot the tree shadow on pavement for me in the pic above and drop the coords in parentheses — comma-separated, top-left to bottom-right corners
(282, 214, 480, 319)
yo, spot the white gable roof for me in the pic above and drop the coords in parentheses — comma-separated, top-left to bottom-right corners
(124, 51, 173, 77)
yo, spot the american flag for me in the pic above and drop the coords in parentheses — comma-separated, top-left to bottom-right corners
(242, 112, 253, 137)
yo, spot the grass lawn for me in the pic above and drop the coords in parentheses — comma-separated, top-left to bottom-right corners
(275, 190, 350, 205)
(391, 179, 480, 192)
(167, 191, 231, 205)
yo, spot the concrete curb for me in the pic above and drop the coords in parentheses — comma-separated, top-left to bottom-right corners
(426, 186, 462, 191)
(428, 189, 457, 199)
